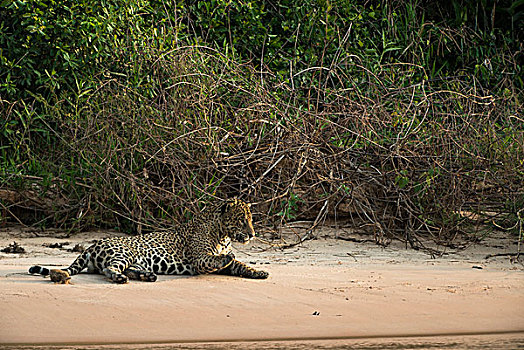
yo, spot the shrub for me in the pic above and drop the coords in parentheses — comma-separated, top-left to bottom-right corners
(0, 1, 522, 250)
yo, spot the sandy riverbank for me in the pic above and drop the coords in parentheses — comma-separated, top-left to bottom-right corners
(0, 226, 522, 345)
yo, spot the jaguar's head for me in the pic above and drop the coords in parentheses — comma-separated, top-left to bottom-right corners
(219, 198, 255, 244)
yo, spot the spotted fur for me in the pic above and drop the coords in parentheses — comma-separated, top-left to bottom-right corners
(29, 199, 268, 283)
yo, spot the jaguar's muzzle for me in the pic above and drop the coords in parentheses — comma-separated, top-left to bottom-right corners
(236, 221, 255, 244)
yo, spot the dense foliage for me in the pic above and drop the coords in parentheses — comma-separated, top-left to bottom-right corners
(2, 1, 522, 99)
(1, 0, 522, 249)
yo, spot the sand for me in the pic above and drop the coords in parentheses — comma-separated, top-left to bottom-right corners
(0, 226, 522, 345)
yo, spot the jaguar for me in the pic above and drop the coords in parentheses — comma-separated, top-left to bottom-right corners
(29, 199, 269, 283)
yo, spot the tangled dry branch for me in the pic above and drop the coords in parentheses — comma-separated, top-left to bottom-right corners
(1, 46, 522, 251)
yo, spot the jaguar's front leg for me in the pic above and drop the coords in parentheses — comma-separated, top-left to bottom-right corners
(193, 253, 234, 274)
(217, 259, 269, 279)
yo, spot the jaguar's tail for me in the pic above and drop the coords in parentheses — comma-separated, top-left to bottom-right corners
(28, 265, 52, 276)
(29, 249, 91, 277)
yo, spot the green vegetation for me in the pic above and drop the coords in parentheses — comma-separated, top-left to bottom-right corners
(1, 0, 522, 249)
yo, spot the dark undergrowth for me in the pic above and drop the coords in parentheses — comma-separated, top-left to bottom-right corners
(1, 1, 522, 251)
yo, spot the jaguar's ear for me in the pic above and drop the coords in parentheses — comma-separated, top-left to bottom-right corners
(247, 203, 251, 208)
(220, 202, 229, 215)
